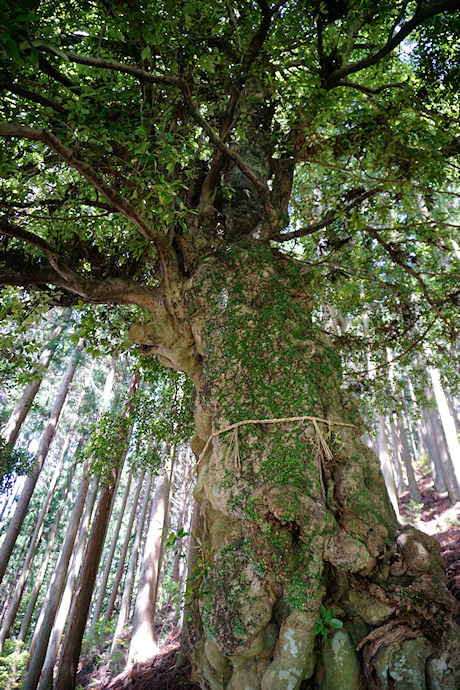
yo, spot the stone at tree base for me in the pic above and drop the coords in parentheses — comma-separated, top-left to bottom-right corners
(202, 656, 232, 690)
(227, 656, 271, 690)
(343, 618, 371, 648)
(426, 622, 460, 690)
(314, 628, 365, 690)
(227, 624, 277, 689)
(374, 637, 430, 689)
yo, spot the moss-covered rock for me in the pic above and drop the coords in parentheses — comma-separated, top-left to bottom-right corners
(261, 611, 318, 690)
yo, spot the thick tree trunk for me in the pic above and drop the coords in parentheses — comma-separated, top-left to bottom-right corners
(148, 241, 458, 690)
(0, 346, 81, 585)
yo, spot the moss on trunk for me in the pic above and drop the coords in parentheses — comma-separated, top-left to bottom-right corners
(137, 238, 459, 689)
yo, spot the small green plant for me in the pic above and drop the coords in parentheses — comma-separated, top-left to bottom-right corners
(445, 515, 459, 527)
(165, 526, 190, 549)
(0, 639, 29, 689)
(184, 536, 213, 604)
(313, 604, 343, 644)
(407, 500, 424, 517)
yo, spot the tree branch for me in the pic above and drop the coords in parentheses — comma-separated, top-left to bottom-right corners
(0, 123, 165, 247)
(37, 46, 185, 88)
(345, 316, 437, 379)
(181, 86, 273, 218)
(335, 80, 406, 95)
(0, 217, 86, 288)
(0, 218, 160, 311)
(0, 198, 117, 213)
(0, 82, 68, 114)
(199, 0, 274, 210)
(325, 0, 460, 88)
(366, 225, 456, 339)
(274, 189, 380, 242)
(37, 54, 76, 89)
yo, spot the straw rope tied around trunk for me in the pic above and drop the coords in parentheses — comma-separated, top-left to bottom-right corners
(198, 415, 357, 502)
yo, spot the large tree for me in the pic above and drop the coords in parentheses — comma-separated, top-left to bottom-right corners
(1, 1, 460, 688)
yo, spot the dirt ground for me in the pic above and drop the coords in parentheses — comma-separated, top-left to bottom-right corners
(398, 473, 460, 600)
(78, 472, 459, 690)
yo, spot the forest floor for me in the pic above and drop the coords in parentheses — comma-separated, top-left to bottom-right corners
(78, 471, 459, 690)
(398, 472, 460, 600)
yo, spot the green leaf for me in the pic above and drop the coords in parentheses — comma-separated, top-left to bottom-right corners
(328, 619, 344, 629)
(313, 621, 324, 635)
(14, 13, 40, 22)
(141, 46, 151, 60)
(5, 37, 21, 63)
(324, 607, 335, 622)
(319, 603, 327, 618)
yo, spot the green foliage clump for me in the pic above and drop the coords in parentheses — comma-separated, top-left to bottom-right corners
(0, 639, 29, 689)
(85, 410, 132, 483)
(0, 439, 31, 493)
(313, 604, 343, 644)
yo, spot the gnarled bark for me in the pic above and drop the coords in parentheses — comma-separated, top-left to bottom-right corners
(136, 239, 459, 690)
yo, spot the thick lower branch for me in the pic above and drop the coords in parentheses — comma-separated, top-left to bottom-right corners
(0, 124, 163, 247)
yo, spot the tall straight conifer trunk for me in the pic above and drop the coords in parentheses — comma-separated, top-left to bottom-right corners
(1, 321, 64, 452)
(127, 446, 174, 665)
(0, 346, 81, 585)
(54, 371, 140, 689)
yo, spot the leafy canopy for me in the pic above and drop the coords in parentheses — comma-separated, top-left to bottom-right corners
(0, 0, 459, 394)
